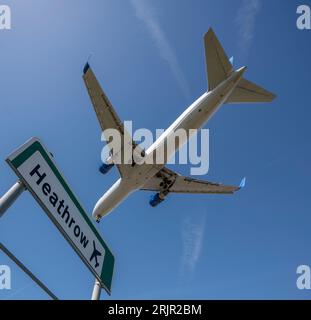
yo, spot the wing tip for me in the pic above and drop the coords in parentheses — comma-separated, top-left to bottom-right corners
(83, 62, 90, 75)
(204, 27, 215, 40)
(270, 92, 277, 101)
(239, 177, 246, 189)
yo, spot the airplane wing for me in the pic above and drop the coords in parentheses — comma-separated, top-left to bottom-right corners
(82, 63, 143, 177)
(141, 166, 244, 194)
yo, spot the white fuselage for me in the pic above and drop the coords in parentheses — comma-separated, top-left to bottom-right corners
(93, 67, 246, 220)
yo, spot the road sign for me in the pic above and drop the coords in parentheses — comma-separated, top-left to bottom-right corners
(6, 137, 114, 294)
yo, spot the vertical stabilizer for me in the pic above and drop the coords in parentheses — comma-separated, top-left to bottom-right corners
(204, 28, 233, 91)
(204, 28, 276, 103)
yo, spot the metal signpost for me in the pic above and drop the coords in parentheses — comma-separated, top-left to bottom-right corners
(0, 242, 58, 300)
(1, 137, 115, 299)
(0, 180, 25, 217)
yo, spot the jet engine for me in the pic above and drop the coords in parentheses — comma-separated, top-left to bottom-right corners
(149, 192, 166, 207)
(99, 156, 114, 174)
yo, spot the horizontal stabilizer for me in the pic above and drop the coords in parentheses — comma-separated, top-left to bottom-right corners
(226, 78, 276, 103)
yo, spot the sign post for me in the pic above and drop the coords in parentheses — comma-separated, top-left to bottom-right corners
(0, 242, 58, 300)
(91, 278, 102, 300)
(6, 137, 115, 295)
(0, 180, 25, 217)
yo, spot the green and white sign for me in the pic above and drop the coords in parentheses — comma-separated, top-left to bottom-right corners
(6, 137, 114, 294)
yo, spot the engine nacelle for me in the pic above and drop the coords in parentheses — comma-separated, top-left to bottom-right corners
(99, 163, 114, 174)
(149, 193, 165, 207)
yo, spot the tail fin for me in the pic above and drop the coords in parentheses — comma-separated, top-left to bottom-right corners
(204, 28, 276, 103)
(204, 28, 233, 91)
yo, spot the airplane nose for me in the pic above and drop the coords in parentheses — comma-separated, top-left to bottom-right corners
(92, 200, 103, 221)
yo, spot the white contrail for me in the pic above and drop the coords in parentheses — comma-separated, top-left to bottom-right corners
(180, 214, 206, 278)
(3, 283, 33, 300)
(130, 0, 191, 100)
(235, 0, 261, 59)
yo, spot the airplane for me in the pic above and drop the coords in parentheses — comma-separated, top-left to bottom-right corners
(82, 28, 275, 222)
(90, 240, 102, 268)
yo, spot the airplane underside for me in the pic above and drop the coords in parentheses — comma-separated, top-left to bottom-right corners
(82, 28, 275, 221)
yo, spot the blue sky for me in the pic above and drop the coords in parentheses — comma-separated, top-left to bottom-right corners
(1, 0, 311, 299)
